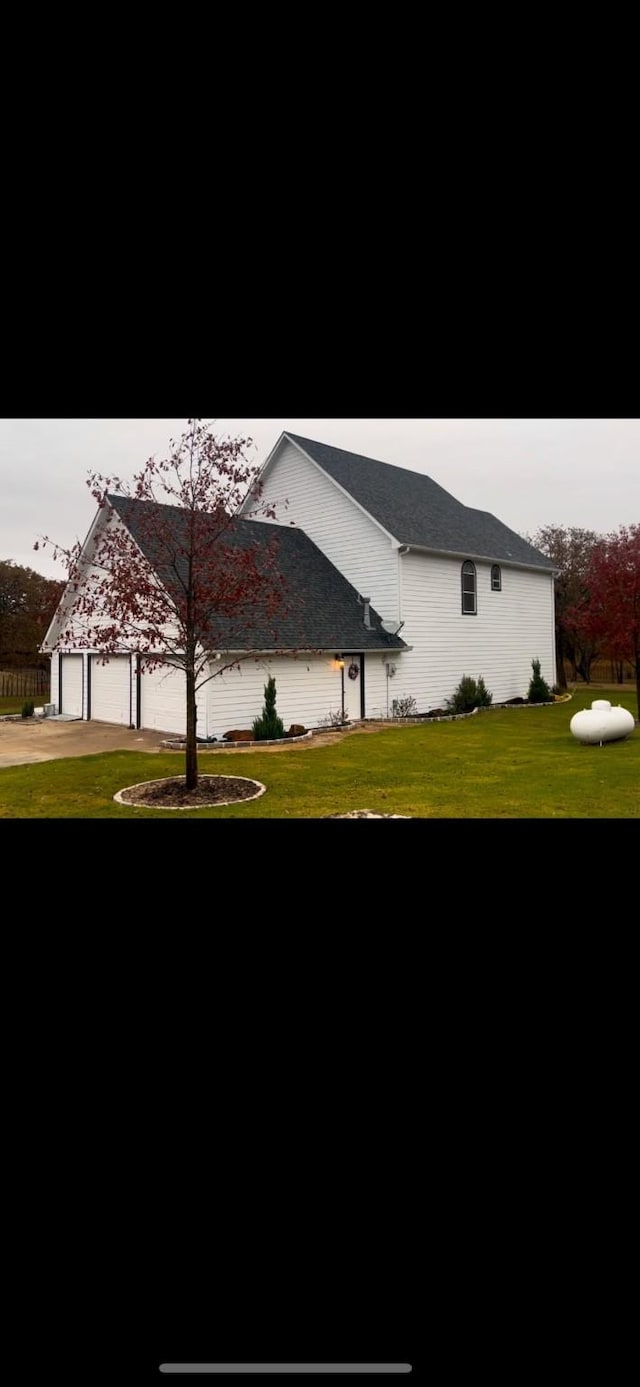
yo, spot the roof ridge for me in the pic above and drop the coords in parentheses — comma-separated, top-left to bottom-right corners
(286, 432, 460, 497)
(284, 434, 552, 569)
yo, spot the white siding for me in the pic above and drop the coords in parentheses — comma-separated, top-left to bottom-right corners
(364, 652, 401, 720)
(250, 440, 400, 626)
(392, 552, 556, 710)
(206, 655, 348, 737)
(49, 507, 180, 653)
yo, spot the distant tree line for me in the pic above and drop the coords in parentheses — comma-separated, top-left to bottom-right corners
(0, 560, 64, 669)
(528, 524, 639, 718)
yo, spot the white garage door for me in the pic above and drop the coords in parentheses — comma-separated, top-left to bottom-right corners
(60, 655, 83, 717)
(90, 656, 132, 725)
(140, 662, 187, 735)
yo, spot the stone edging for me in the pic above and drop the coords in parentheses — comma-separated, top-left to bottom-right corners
(362, 692, 574, 727)
(160, 731, 313, 750)
(0, 710, 46, 722)
(113, 775, 267, 810)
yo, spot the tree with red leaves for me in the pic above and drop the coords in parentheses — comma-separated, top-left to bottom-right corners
(37, 420, 288, 789)
(528, 525, 602, 687)
(567, 524, 640, 719)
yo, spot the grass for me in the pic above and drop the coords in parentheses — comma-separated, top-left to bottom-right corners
(0, 695, 47, 715)
(0, 686, 638, 818)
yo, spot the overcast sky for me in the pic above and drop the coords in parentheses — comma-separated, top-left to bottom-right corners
(1, 418, 638, 578)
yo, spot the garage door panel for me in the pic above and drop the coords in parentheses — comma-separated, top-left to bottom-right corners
(140, 663, 187, 735)
(90, 656, 132, 725)
(60, 655, 83, 718)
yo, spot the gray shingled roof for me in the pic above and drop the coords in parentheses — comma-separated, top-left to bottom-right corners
(286, 433, 553, 571)
(107, 495, 406, 652)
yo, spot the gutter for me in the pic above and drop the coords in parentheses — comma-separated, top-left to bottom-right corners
(207, 645, 409, 656)
(394, 542, 554, 575)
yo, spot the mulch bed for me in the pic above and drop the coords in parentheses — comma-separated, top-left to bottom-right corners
(325, 810, 411, 819)
(116, 775, 264, 809)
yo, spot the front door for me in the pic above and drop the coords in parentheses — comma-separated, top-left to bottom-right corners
(343, 654, 363, 722)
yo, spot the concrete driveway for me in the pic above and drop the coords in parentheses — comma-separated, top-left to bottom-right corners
(0, 718, 168, 768)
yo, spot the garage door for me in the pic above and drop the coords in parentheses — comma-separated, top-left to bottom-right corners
(60, 655, 83, 717)
(140, 662, 187, 735)
(90, 655, 132, 725)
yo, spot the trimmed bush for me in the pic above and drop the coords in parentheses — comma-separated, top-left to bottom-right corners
(252, 676, 285, 741)
(528, 658, 552, 704)
(392, 695, 418, 718)
(445, 675, 493, 714)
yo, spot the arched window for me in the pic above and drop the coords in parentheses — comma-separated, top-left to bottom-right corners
(491, 564, 502, 592)
(461, 561, 477, 615)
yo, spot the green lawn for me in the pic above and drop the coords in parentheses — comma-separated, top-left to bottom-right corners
(0, 695, 47, 715)
(1, 687, 638, 818)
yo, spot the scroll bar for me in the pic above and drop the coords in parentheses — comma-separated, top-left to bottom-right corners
(159, 1368, 412, 1376)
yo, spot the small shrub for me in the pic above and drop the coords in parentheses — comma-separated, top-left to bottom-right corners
(252, 676, 285, 741)
(528, 658, 552, 704)
(317, 709, 349, 728)
(21, 700, 35, 719)
(445, 675, 493, 714)
(475, 677, 493, 709)
(392, 695, 418, 718)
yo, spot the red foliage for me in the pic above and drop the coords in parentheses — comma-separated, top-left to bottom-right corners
(38, 420, 290, 786)
(568, 524, 640, 715)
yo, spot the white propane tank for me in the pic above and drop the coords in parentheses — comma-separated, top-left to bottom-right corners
(570, 700, 635, 745)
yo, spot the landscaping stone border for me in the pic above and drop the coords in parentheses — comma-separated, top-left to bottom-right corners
(113, 775, 267, 810)
(161, 730, 313, 750)
(0, 709, 46, 722)
(361, 692, 573, 727)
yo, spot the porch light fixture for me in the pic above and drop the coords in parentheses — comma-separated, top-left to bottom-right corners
(335, 655, 345, 669)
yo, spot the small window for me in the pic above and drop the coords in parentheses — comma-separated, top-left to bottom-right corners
(461, 561, 477, 615)
(491, 564, 502, 592)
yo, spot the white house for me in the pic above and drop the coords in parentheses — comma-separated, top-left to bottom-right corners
(42, 432, 555, 734)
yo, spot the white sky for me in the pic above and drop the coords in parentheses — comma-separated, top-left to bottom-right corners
(1, 417, 638, 578)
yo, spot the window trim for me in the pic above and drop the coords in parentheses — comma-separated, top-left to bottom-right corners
(491, 564, 502, 592)
(461, 560, 477, 615)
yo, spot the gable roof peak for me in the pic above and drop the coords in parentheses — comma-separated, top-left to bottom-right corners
(284, 433, 553, 571)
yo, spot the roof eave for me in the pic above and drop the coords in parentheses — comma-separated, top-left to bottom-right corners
(205, 642, 408, 655)
(236, 432, 289, 516)
(394, 541, 554, 574)
(40, 499, 116, 651)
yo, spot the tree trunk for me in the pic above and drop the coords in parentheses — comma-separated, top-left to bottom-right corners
(577, 654, 592, 684)
(555, 629, 567, 690)
(185, 664, 198, 790)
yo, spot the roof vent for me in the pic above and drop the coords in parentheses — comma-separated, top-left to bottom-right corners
(358, 594, 372, 629)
